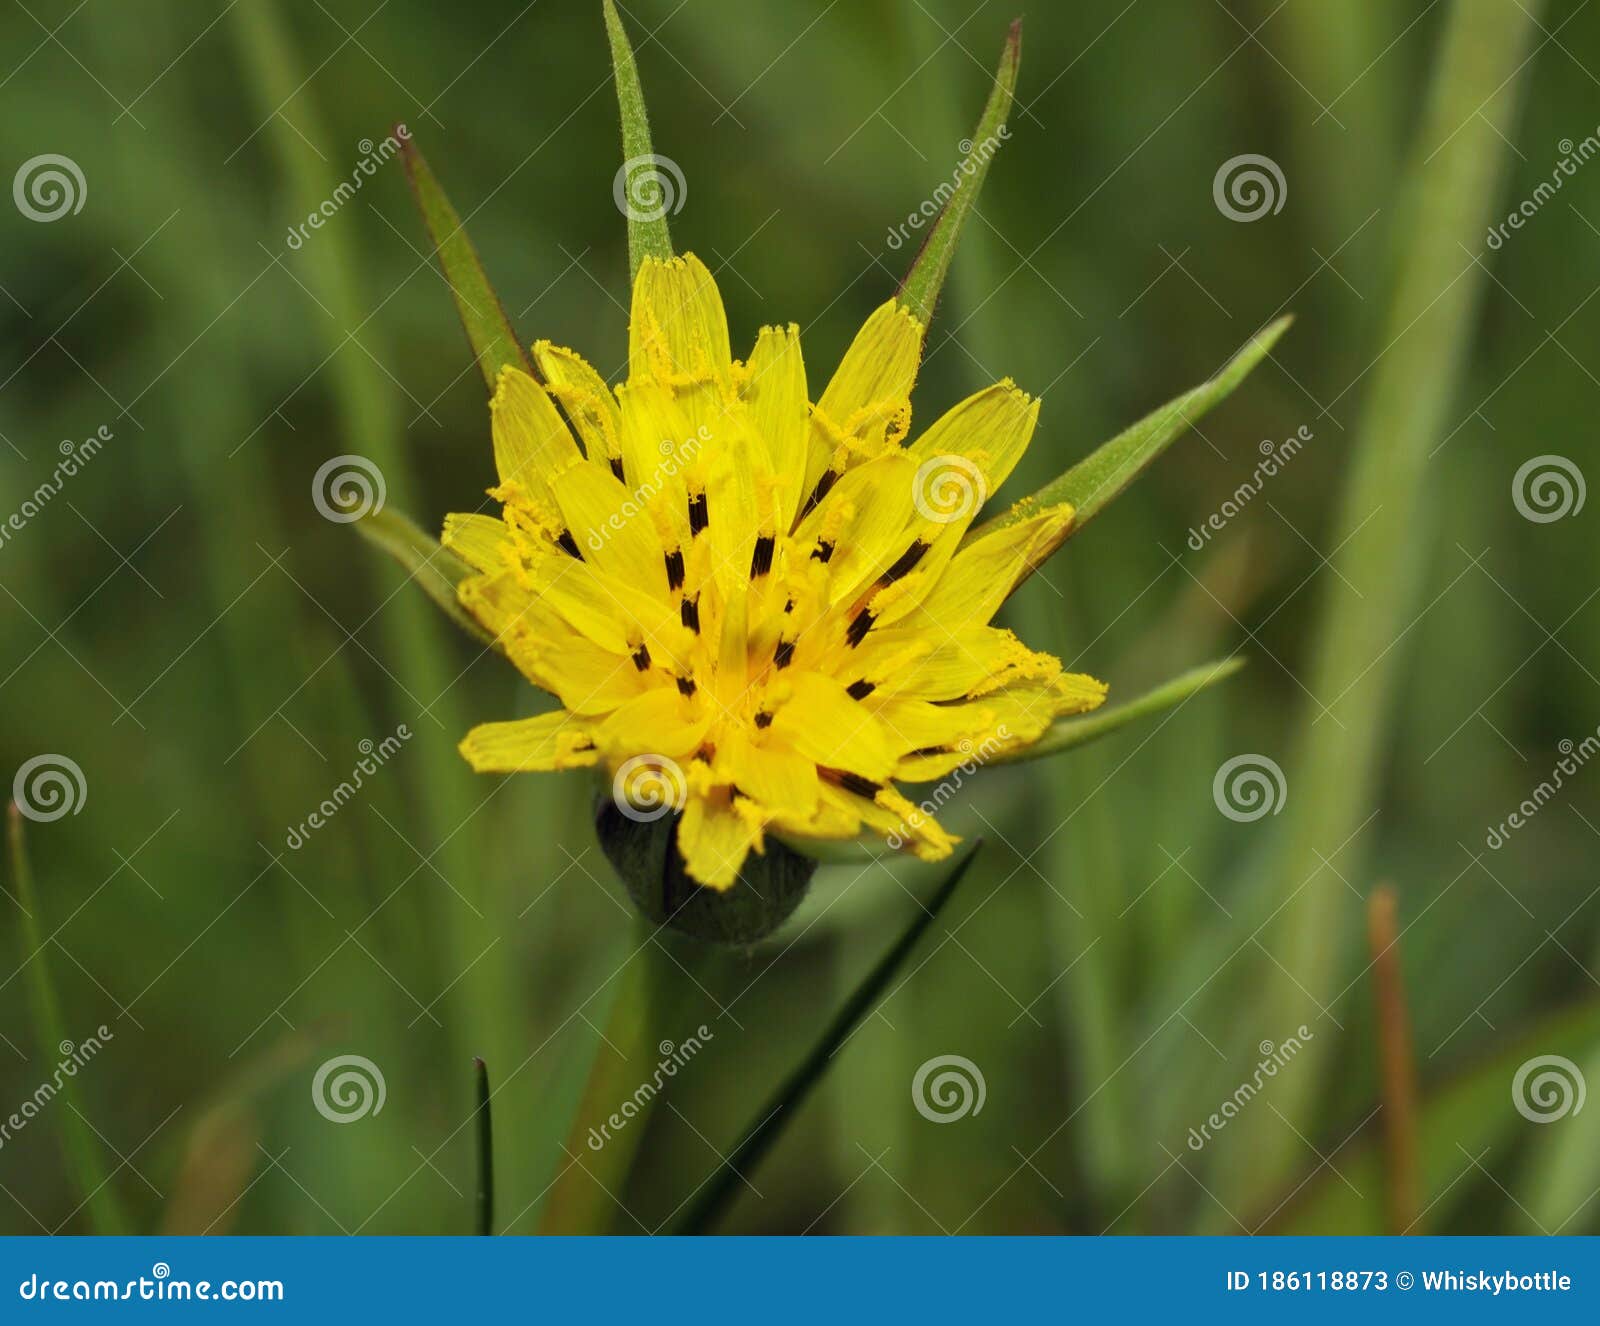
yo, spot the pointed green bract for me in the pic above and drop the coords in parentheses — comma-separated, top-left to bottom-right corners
(400, 138, 532, 391)
(354, 507, 494, 648)
(674, 843, 983, 1234)
(995, 656, 1246, 765)
(897, 20, 1021, 324)
(7, 805, 130, 1234)
(971, 315, 1292, 551)
(605, 0, 674, 277)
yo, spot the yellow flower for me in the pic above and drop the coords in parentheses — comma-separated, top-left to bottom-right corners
(446, 252, 1105, 891)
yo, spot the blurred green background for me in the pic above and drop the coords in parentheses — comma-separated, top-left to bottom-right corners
(2, 0, 1597, 1235)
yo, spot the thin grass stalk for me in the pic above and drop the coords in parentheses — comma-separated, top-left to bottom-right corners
(7, 805, 129, 1233)
(1220, 0, 1545, 1216)
(228, 0, 523, 1119)
(1367, 884, 1419, 1234)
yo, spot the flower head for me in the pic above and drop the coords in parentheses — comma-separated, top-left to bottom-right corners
(447, 253, 1106, 891)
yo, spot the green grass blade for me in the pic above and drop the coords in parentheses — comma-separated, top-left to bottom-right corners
(6, 805, 130, 1233)
(472, 1058, 494, 1235)
(604, 0, 674, 277)
(1222, 0, 1545, 1217)
(971, 316, 1291, 548)
(993, 656, 1246, 766)
(353, 508, 493, 648)
(897, 20, 1021, 324)
(674, 843, 984, 1234)
(399, 137, 533, 391)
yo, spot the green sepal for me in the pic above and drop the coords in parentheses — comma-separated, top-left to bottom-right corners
(604, 0, 674, 278)
(400, 135, 533, 391)
(353, 507, 495, 649)
(970, 316, 1293, 554)
(994, 656, 1246, 765)
(897, 20, 1021, 324)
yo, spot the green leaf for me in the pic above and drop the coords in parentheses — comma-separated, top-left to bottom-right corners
(897, 20, 1021, 324)
(6, 805, 130, 1234)
(400, 136, 532, 391)
(472, 1058, 494, 1236)
(993, 656, 1246, 766)
(353, 507, 494, 648)
(604, 0, 674, 278)
(673, 843, 984, 1234)
(970, 315, 1292, 551)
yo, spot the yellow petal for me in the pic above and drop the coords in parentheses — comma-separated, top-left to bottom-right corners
(768, 671, 895, 780)
(459, 710, 598, 772)
(898, 504, 1075, 633)
(532, 341, 623, 473)
(596, 686, 710, 763)
(745, 324, 809, 530)
(716, 728, 820, 820)
(490, 365, 584, 495)
(441, 512, 512, 573)
(628, 253, 732, 390)
(678, 790, 761, 891)
(907, 381, 1039, 508)
(551, 463, 668, 596)
(807, 298, 923, 494)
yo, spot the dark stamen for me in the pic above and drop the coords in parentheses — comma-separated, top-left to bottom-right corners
(907, 745, 946, 758)
(676, 676, 697, 697)
(609, 457, 625, 482)
(631, 644, 651, 671)
(688, 491, 709, 536)
(664, 549, 685, 590)
(799, 469, 838, 521)
(835, 772, 881, 799)
(846, 608, 875, 648)
(810, 540, 834, 564)
(773, 639, 795, 669)
(880, 539, 929, 584)
(557, 529, 583, 559)
(680, 595, 700, 633)
(846, 679, 876, 700)
(754, 711, 773, 729)
(749, 535, 775, 578)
